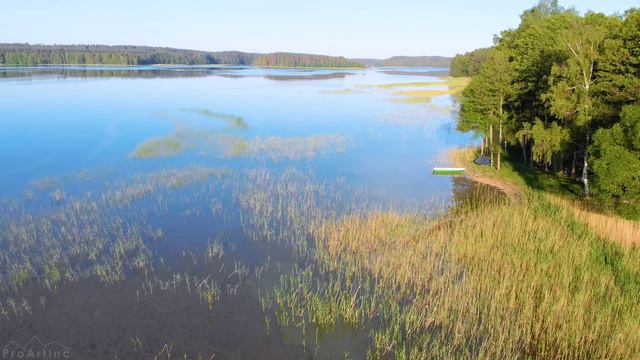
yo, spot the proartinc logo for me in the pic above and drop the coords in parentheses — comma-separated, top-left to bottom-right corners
(2, 337, 70, 359)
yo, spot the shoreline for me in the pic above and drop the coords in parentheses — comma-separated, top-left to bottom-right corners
(447, 147, 522, 201)
(448, 147, 640, 248)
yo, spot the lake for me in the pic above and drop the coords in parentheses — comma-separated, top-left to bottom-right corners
(0, 65, 491, 359)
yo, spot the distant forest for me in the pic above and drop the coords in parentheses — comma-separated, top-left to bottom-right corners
(0, 44, 454, 69)
(253, 52, 363, 68)
(352, 56, 452, 68)
(0, 44, 363, 68)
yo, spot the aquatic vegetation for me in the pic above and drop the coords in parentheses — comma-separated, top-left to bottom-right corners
(392, 89, 450, 103)
(132, 109, 248, 159)
(358, 76, 468, 90)
(0, 298, 31, 319)
(51, 189, 64, 203)
(133, 109, 349, 161)
(29, 170, 98, 191)
(265, 191, 640, 359)
(356, 76, 470, 103)
(220, 134, 350, 161)
(131, 136, 184, 159)
(197, 279, 221, 310)
(205, 239, 225, 263)
(321, 88, 361, 95)
(356, 81, 444, 89)
(0, 165, 227, 294)
(183, 108, 248, 129)
(30, 176, 64, 190)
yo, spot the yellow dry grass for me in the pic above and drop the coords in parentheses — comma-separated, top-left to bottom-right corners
(313, 194, 640, 359)
(551, 195, 640, 248)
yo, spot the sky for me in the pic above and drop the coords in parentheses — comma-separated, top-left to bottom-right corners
(0, 0, 636, 59)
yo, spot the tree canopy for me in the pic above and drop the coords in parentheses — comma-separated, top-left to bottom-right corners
(457, 2, 640, 216)
(450, 47, 493, 77)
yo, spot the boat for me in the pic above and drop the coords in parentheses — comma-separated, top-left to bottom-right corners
(432, 167, 465, 175)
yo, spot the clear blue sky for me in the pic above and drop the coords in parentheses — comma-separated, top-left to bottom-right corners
(0, 0, 636, 58)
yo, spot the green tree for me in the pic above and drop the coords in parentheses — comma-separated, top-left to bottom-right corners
(459, 49, 514, 170)
(591, 104, 640, 210)
(546, 13, 610, 196)
(596, 9, 640, 120)
(515, 122, 533, 166)
(450, 47, 493, 77)
(531, 120, 570, 171)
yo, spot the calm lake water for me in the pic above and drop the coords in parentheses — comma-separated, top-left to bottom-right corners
(0, 66, 488, 359)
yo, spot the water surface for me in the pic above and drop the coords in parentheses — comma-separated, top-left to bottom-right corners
(0, 65, 488, 359)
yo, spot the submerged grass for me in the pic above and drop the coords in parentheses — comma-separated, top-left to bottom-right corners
(131, 109, 248, 159)
(357, 76, 470, 103)
(131, 116, 349, 161)
(357, 77, 469, 90)
(183, 108, 248, 129)
(0, 166, 227, 294)
(219, 134, 350, 161)
(321, 89, 361, 95)
(393, 89, 450, 103)
(131, 136, 184, 159)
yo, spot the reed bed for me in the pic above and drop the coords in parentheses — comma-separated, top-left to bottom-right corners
(265, 189, 640, 359)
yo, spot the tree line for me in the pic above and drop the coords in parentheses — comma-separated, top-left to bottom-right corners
(351, 56, 452, 68)
(0, 44, 364, 68)
(456, 1, 640, 217)
(252, 53, 364, 68)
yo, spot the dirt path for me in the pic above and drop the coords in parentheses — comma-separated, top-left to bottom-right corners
(447, 148, 523, 202)
(464, 170, 523, 201)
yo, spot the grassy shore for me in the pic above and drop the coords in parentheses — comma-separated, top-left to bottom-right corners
(448, 147, 640, 248)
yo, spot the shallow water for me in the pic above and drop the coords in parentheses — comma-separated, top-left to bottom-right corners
(0, 66, 491, 359)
